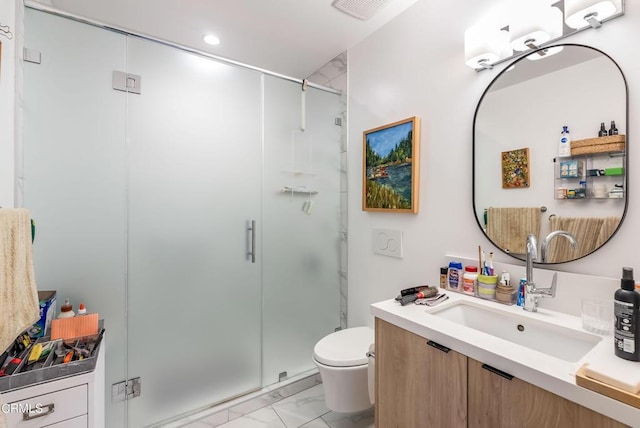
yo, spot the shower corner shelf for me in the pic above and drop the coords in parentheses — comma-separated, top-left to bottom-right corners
(280, 187, 318, 194)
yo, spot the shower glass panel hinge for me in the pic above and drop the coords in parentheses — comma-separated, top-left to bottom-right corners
(23, 48, 41, 64)
(335, 118, 342, 126)
(111, 377, 142, 402)
(112, 70, 142, 94)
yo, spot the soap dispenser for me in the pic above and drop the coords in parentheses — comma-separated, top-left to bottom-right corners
(614, 267, 640, 361)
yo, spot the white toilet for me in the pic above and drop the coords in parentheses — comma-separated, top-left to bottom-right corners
(312, 326, 375, 413)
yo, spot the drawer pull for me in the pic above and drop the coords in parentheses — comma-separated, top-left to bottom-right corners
(427, 340, 450, 353)
(22, 403, 55, 420)
(481, 364, 514, 381)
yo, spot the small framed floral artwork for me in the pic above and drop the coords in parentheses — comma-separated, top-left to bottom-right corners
(501, 148, 530, 189)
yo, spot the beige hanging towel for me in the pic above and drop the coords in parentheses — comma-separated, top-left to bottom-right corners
(547, 216, 611, 263)
(486, 207, 541, 255)
(0, 208, 40, 355)
(0, 209, 39, 428)
(596, 216, 622, 249)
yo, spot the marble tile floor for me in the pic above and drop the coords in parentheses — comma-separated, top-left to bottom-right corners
(184, 384, 374, 428)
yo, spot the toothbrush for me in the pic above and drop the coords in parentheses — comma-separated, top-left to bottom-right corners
(489, 252, 494, 275)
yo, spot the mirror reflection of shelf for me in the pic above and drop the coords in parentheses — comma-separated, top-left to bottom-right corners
(554, 135, 626, 200)
(570, 134, 625, 156)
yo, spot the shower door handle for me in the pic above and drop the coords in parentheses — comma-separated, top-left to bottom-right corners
(247, 220, 256, 263)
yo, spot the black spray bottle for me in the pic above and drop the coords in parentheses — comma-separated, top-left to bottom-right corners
(614, 267, 640, 361)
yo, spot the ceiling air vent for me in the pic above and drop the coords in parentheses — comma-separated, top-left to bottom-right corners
(331, 0, 391, 21)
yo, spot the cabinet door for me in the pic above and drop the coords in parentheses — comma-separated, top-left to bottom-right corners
(375, 318, 467, 428)
(468, 358, 627, 428)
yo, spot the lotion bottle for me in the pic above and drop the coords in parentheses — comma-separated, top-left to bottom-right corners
(614, 267, 640, 361)
(558, 126, 571, 157)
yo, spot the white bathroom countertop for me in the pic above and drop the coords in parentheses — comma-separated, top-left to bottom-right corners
(371, 291, 640, 428)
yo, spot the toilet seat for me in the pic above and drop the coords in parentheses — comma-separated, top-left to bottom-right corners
(313, 327, 374, 367)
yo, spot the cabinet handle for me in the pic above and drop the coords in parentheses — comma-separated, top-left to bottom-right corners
(427, 340, 450, 353)
(22, 403, 55, 420)
(481, 363, 514, 381)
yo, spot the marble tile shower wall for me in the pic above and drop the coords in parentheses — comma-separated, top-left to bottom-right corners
(308, 51, 349, 330)
(340, 89, 348, 330)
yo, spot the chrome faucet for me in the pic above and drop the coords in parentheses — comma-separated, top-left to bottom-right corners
(541, 230, 578, 263)
(523, 234, 558, 312)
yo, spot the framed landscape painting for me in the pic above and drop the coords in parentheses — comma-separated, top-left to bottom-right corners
(362, 117, 420, 213)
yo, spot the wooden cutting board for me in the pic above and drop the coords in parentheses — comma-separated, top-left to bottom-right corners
(576, 363, 640, 409)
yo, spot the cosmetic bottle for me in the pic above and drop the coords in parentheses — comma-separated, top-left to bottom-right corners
(598, 122, 608, 137)
(558, 126, 571, 157)
(516, 275, 526, 307)
(609, 120, 619, 136)
(462, 266, 478, 295)
(440, 267, 448, 289)
(614, 267, 640, 361)
(447, 262, 463, 291)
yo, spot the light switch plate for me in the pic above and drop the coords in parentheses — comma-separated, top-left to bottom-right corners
(372, 228, 403, 258)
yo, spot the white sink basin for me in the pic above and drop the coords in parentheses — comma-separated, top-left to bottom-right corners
(430, 300, 602, 362)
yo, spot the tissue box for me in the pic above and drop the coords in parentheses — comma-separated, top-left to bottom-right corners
(29, 291, 57, 338)
(559, 160, 583, 178)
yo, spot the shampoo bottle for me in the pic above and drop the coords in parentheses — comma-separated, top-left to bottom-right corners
(614, 267, 640, 361)
(558, 126, 571, 157)
(598, 122, 608, 137)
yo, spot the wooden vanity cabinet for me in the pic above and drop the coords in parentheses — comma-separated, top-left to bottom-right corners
(375, 318, 627, 428)
(375, 318, 468, 428)
(468, 358, 626, 428)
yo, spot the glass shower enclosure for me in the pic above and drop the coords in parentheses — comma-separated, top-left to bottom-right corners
(22, 8, 345, 426)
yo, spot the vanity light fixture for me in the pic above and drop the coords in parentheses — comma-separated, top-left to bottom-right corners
(565, 0, 622, 29)
(526, 45, 564, 60)
(509, 5, 562, 52)
(203, 34, 221, 46)
(465, 0, 624, 71)
(465, 25, 510, 70)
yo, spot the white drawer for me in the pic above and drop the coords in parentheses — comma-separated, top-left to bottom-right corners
(43, 414, 87, 428)
(3, 384, 87, 428)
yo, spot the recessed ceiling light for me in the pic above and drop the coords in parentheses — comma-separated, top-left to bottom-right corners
(203, 34, 221, 46)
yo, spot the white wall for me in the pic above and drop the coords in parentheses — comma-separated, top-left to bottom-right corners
(0, 0, 17, 207)
(347, 0, 640, 327)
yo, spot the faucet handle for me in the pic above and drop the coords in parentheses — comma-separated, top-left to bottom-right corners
(549, 272, 557, 298)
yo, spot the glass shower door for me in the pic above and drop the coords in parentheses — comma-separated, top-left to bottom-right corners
(125, 38, 263, 426)
(262, 76, 343, 385)
(23, 9, 129, 428)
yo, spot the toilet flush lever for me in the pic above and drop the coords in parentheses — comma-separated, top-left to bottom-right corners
(366, 351, 375, 359)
